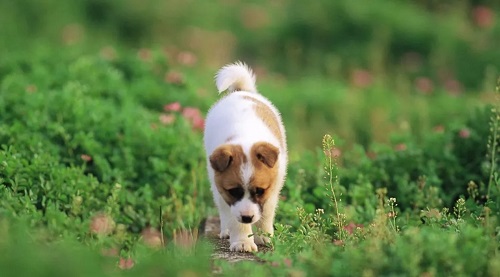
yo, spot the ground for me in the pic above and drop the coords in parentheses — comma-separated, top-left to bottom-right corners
(202, 216, 271, 263)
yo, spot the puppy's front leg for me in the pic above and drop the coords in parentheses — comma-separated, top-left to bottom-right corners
(216, 198, 230, 239)
(229, 221, 258, 252)
(254, 199, 277, 245)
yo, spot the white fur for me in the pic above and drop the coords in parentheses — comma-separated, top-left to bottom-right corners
(204, 62, 287, 252)
(215, 61, 257, 93)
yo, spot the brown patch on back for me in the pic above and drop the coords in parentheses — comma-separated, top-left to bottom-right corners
(210, 144, 247, 206)
(243, 96, 284, 147)
(248, 142, 280, 205)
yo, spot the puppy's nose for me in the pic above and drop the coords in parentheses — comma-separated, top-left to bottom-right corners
(241, 215, 254, 224)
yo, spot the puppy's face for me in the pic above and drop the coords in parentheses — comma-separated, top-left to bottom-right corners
(209, 142, 279, 224)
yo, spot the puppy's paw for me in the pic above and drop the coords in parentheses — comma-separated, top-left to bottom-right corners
(254, 234, 271, 245)
(219, 229, 229, 239)
(230, 240, 258, 252)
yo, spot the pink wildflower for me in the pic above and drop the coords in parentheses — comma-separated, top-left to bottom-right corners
(444, 79, 462, 96)
(26, 84, 37, 93)
(61, 23, 84, 45)
(81, 154, 92, 162)
(459, 128, 471, 138)
(137, 48, 152, 62)
(182, 107, 202, 121)
(164, 101, 182, 112)
(433, 125, 445, 133)
(141, 227, 164, 248)
(394, 143, 407, 151)
(351, 69, 373, 88)
(344, 222, 363, 235)
(100, 46, 117, 61)
(159, 114, 176, 125)
(118, 257, 134, 270)
(177, 51, 197, 66)
(182, 107, 205, 131)
(366, 151, 377, 160)
(165, 71, 184, 85)
(333, 240, 344, 246)
(473, 6, 495, 28)
(89, 213, 115, 235)
(415, 77, 434, 95)
(191, 116, 205, 131)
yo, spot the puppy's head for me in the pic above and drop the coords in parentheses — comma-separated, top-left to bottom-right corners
(210, 142, 279, 224)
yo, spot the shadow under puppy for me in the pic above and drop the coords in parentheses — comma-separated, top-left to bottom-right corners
(204, 62, 288, 252)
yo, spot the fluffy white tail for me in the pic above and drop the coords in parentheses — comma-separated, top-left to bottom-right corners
(215, 62, 257, 94)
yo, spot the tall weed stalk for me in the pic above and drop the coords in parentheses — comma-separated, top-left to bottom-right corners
(322, 134, 345, 241)
(486, 77, 500, 199)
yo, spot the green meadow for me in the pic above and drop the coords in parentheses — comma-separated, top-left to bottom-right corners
(1, 0, 499, 276)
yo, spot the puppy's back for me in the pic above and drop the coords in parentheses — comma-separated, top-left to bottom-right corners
(204, 62, 286, 156)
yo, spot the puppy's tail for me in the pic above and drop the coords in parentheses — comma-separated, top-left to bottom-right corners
(215, 61, 257, 94)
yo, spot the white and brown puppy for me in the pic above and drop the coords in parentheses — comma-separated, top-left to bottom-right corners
(204, 62, 287, 252)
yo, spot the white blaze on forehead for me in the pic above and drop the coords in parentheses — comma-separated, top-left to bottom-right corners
(240, 159, 254, 188)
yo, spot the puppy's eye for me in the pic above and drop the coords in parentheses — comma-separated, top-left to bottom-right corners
(227, 187, 244, 199)
(255, 188, 265, 197)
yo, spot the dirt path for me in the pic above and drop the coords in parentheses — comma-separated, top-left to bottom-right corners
(201, 216, 270, 263)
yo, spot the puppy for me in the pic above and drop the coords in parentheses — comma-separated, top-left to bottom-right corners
(204, 62, 287, 252)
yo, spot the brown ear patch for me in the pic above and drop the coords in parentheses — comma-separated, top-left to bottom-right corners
(209, 145, 234, 172)
(253, 142, 279, 168)
(249, 142, 280, 205)
(243, 96, 284, 148)
(210, 144, 247, 206)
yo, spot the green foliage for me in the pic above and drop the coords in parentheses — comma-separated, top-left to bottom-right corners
(0, 49, 210, 241)
(0, 219, 213, 277)
(336, 107, 500, 210)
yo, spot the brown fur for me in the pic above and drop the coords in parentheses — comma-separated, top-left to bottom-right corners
(210, 144, 247, 205)
(248, 142, 280, 205)
(243, 96, 284, 147)
(210, 142, 280, 207)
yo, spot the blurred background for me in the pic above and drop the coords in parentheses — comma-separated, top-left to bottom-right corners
(1, 0, 499, 151)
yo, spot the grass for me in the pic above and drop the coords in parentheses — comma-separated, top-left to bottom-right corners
(1, 0, 500, 276)
(486, 78, 500, 198)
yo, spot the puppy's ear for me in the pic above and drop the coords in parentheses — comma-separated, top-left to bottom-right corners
(209, 145, 234, 172)
(252, 142, 279, 168)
